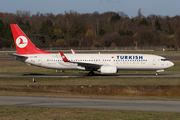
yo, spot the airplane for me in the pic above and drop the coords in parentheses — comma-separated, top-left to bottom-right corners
(10, 24, 174, 76)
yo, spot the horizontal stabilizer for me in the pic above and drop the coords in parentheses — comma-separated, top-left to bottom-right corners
(9, 53, 28, 58)
(9, 53, 28, 62)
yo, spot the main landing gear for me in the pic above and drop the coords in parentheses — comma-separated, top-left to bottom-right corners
(155, 72, 159, 76)
(88, 71, 94, 76)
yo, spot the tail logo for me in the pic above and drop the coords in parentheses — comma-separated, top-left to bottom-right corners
(16, 36, 28, 48)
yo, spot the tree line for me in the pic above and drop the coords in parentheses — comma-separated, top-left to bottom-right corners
(0, 9, 180, 50)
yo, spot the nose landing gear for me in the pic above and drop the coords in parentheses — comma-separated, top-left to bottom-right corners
(155, 72, 159, 76)
(155, 70, 164, 76)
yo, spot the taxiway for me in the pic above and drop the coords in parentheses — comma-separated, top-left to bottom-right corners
(0, 96, 180, 112)
(0, 73, 178, 78)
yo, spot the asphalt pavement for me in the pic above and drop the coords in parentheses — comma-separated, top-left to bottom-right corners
(0, 96, 180, 112)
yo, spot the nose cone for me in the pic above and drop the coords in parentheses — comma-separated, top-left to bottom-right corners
(169, 61, 174, 67)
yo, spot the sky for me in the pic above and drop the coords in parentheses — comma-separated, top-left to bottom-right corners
(0, 0, 179, 17)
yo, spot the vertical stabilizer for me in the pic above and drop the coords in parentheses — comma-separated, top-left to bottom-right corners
(10, 24, 51, 55)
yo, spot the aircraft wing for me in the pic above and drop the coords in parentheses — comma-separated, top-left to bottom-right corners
(59, 51, 102, 69)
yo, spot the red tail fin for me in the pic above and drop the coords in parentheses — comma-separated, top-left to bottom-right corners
(10, 24, 51, 55)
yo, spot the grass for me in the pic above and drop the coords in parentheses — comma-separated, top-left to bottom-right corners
(0, 56, 180, 119)
(0, 59, 180, 100)
(1, 77, 180, 100)
(0, 106, 180, 120)
(1, 77, 180, 86)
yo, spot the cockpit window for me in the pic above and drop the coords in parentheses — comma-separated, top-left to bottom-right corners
(161, 59, 167, 61)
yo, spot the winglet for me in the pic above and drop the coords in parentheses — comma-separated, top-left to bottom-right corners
(59, 51, 69, 62)
(71, 49, 75, 54)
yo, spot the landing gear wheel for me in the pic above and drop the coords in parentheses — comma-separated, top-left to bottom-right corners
(88, 71, 94, 76)
(155, 72, 159, 76)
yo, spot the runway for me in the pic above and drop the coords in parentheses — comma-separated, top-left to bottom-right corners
(0, 73, 179, 77)
(0, 56, 15, 60)
(0, 96, 180, 112)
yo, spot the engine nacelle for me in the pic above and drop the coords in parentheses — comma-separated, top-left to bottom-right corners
(100, 66, 118, 74)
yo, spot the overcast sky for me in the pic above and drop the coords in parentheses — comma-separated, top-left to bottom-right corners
(0, 0, 179, 17)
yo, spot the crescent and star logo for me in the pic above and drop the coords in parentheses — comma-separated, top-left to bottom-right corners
(16, 36, 28, 48)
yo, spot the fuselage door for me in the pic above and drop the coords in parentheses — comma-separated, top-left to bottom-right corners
(152, 58, 156, 65)
(38, 57, 42, 65)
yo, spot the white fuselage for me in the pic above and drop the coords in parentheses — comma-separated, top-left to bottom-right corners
(17, 53, 174, 72)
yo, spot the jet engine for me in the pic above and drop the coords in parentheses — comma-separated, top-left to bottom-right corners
(100, 66, 118, 74)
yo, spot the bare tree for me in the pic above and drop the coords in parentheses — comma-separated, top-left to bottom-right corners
(76, 33, 85, 47)
(91, 18, 99, 36)
(137, 8, 142, 20)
